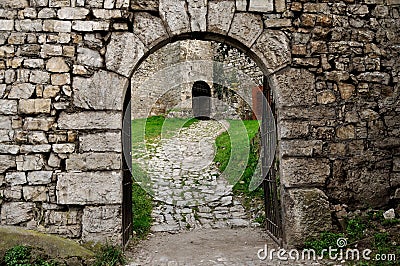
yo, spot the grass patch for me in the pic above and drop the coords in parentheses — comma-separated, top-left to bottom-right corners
(214, 119, 264, 222)
(132, 182, 153, 239)
(93, 245, 125, 266)
(132, 116, 198, 145)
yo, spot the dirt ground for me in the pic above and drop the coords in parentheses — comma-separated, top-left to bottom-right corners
(124, 227, 325, 266)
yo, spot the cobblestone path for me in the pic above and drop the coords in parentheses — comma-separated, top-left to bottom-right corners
(133, 120, 253, 233)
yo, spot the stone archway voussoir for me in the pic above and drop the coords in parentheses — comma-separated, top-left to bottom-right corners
(159, 0, 191, 36)
(105, 32, 148, 78)
(227, 13, 264, 49)
(133, 12, 170, 49)
(207, 0, 235, 36)
(252, 30, 291, 75)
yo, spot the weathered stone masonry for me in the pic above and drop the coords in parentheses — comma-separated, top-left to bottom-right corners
(0, 0, 399, 247)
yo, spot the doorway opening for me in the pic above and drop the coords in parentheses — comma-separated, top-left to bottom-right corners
(124, 38, 280, 247)
(192, 81, 211, 119)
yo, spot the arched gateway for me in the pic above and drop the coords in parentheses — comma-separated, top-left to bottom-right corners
(11, 0, 400, 249)
(102, 2, 331, 247)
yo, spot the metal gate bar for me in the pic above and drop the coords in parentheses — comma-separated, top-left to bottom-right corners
(122, 90, 133, 246)
(261, 76, 283, 245)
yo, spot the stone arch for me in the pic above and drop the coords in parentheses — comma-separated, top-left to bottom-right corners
(98, 2, 333, 248)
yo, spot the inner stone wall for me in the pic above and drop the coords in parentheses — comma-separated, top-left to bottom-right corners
(0, 0, 398, 247)
(131, 40, 263, 120)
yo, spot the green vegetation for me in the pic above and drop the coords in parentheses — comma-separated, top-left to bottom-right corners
(132, 115, 198, 145)
(304, 210, 400, 265)
(93, 245, 125, 266)
(304, 232, 345, 255)
(132, 182, 153, 239)
(214, 119, 264, 223)
(1, 245, 56, 266)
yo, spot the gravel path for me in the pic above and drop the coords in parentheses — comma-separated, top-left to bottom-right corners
(133, 120, 254, 233)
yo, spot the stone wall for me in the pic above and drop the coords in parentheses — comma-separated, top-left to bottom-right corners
(131, 40, 262, 120)
(0, 0, 398, 247)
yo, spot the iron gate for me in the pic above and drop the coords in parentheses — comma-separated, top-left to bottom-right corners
(122, 89, 133, 246)
(261, 77, 283, 245)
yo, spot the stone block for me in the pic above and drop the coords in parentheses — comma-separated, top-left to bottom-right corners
(51, 73, 70, 86)
(236, 0, 246, 11)
(5, 172, 27, 185)
(336, 124, 355, 139)
(105, 32, 146, 77)
(49, 0, 70, 7)
(46, 57, 69, 73)
(159, 0, 190, 36)
(82, 205, 122, 243)
(327, 168, 390, 208)
(52, 143, 75, 153)
(281, 158, 330, 187)
(20, 144, 51, 153)
(73, 70, 128, 110)
(1, 202, 35, 225)
(207, 1, 235, 35)
(187, 0, 207, 31)
(264, 19, 291, 28)
(80, 132, 121, 152)
(58, 111, 121, 130)
(23, 117, 54, 131)
(133, 12, 169, 48)
(8, 83, 35, 99)
(43, 85, 60, 98)
(249, 0, 273, 12)
(4, 186, 22, 200)
(228, 13, 263, 48)
(30, 70, 51, 84)
(303, 3, 329, 13)
(66, 152, 121, 171)
(27, 171, 52, 185)
(23, 186, 47, 201)
(43, 20, 71, 32)
(253, 30, 290, 74)
(0, 116, 11, 129)
(280, 140, 323, 157)
(275, 0, 286, 12)
(0, 130, 14, 142)
(0, 155, 16, 173)
(130, 0, 158, 11)
(279, 120, 309, 139)
(16, 154, 44, 171)
(19, 99, 51, 114)
(77, 47, 103, 68)
(272, 68, 315, 107)
(56, 171, 122, 204)
(71, 21, 109, 31)
(15, 19, 42, 32)
(0, 20, 13, 31)
(317, 90, 336, 104)
(0, 144, 19, 154)
(283, 188, 332, 247)
(0, 100, 17, 115)
(338, 83, 355, 100)
(57, 7, 89, 19)
(92, 9, 122, 19)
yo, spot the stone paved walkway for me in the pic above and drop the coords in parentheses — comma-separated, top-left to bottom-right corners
(133, 120, 253, 233)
